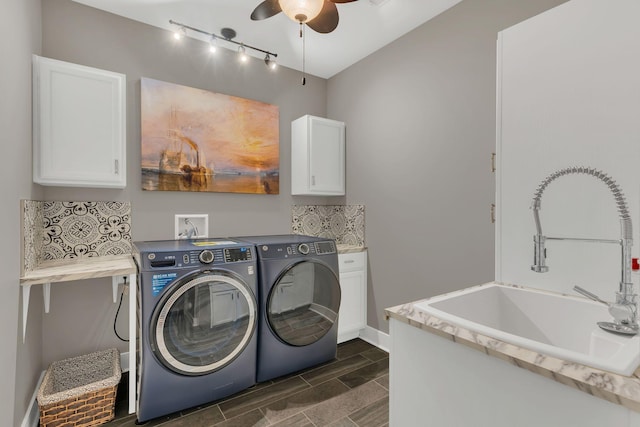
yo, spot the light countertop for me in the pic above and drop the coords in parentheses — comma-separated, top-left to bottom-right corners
(336, 244, 367, 254)
(20, 254, 137, 286)
(385, 286, 640, 413)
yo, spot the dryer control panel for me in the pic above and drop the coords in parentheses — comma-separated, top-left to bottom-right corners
(257, 240, 336, 259)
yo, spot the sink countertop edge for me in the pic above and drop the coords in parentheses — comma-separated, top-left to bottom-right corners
(385, 281, 640, 413)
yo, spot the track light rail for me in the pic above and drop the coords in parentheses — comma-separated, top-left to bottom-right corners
(169, 19, 278, 59)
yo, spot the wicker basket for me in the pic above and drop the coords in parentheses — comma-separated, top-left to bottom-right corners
(37, 348, 121, 427)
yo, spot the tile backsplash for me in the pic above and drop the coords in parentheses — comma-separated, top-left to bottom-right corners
(22, 200, 132, 273)
(21, 200, 44, 273)
(292, 205, 365, 246)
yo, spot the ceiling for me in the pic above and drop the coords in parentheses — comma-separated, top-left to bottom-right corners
(71, 0, 462, 79)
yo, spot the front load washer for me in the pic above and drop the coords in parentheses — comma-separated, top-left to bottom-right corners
(233, 234, 341, 382)
(133, 239, 258, 422)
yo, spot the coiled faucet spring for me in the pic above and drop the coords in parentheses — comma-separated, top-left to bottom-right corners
(531, 166, 631, 238)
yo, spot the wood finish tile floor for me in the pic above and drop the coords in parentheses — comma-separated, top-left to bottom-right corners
(105, 339, 388, 427)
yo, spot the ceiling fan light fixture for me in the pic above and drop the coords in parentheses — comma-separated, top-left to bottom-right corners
(279, 0, 324, 23)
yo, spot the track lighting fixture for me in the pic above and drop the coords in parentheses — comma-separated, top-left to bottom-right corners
(169, 20, 278, 70)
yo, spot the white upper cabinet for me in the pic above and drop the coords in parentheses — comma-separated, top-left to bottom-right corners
(32, 55, 126, 188)
(291, 115, 345, 196)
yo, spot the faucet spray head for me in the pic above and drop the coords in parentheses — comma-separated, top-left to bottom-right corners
(531, 234, 549, 273)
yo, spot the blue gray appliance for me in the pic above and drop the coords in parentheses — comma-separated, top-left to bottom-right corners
(133, 239, 258, 422)
(233, 234, 341, 382)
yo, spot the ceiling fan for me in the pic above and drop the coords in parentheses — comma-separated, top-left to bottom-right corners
(250, 0, 358, 34)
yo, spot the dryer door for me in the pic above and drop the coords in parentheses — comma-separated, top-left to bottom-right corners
(150, 271, 257, 375)
(267, 260, 341, 346)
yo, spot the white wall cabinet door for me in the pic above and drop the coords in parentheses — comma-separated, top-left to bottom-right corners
(496, 0, 640, 299)
(33, 55, 126, 188)
(291, 115, 345, 196)
(338, 251, 367, 343)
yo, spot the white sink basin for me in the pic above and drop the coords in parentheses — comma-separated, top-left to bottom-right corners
(414, 282, 640, 376)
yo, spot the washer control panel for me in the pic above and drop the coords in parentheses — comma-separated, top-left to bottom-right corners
(142, 246, 254, 269)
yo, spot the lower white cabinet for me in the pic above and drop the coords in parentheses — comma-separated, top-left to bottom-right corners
(337, 251, 367, 343)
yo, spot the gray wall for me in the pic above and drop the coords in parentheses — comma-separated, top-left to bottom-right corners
(327, 0, 568, 333)
(39, 0, 340, 366)
(2, 0, 43, 425)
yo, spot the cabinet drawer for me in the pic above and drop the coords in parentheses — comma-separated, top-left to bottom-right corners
(338, 251, 365, 273)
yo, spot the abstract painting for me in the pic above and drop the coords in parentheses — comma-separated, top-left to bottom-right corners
(141, 78, 279, 194)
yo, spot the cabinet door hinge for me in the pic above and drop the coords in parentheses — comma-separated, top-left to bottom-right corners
(491, 153, 496, 173)
(490, 203, 496, 224)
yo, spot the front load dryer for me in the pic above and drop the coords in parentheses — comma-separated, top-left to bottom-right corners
(133, 239, 258, 422)
(233, 234, 341, 382)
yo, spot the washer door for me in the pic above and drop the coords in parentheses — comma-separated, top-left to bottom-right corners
(151, 271, 257, 375)
(267, 260, 341, 346)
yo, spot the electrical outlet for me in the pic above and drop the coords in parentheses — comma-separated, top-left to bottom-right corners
(175, 214, 209, 239)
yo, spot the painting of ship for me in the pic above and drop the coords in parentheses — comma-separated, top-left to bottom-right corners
(141, 77, 279, 194)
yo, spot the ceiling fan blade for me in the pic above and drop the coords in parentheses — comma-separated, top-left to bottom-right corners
(330, 0, 358, 3)
(250, 0, 282, 21)
(307, 1, 339, 33)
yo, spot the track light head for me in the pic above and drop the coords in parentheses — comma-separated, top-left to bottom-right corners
(209, 35, 217, 53)
(238, 44, 248, 63)
(264, 54, 277, 70)
(173, 26, 186, 40)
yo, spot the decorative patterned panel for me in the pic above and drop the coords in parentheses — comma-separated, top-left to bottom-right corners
(292, 205, 365, 246)
(22, 200, 44, 273)
(41, 201, 132, 261)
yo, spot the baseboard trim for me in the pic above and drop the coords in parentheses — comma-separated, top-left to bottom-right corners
(21, 370, 45, 427)
(359, 326, 390, 352)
